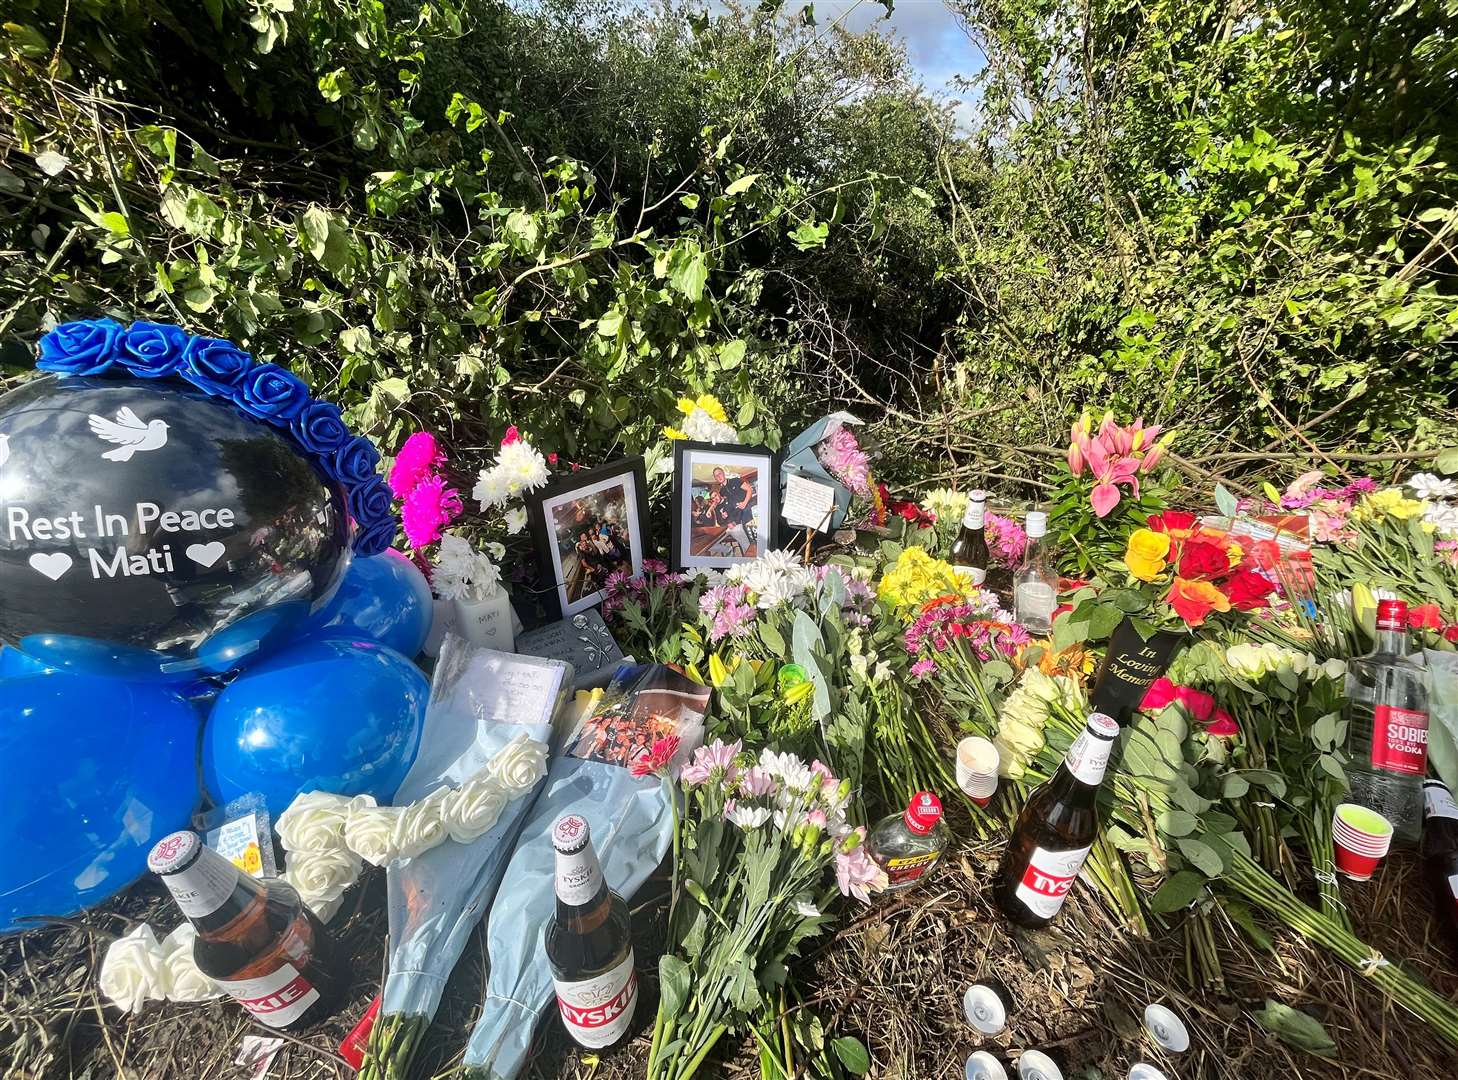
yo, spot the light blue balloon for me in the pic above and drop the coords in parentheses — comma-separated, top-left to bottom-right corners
(0, 669, 200, 932)
(202, 635, 428, 816)
(300, 552, 433, 658)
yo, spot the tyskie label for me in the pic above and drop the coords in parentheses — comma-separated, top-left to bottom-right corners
(554, 951, 638, 1048)
(1425, 782, 1458, 822)
(216, 963, 320, 1029)
(1014, 844, 1092, 919)
(1063, 714, 1118, 786)
(1370, 704, 1429, 776)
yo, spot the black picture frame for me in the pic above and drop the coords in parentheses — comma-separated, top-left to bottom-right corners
(670, 441, 780, 571)
(525, 456, 649, 620)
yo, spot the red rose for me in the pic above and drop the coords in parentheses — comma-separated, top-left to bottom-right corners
(1223, 569, 1276, 611)
(1141, 676, 1178, 711)
(1444, 625, 1458, 643)
(1409, 603, 1444, 631)
(1178, 540, 1230, 580)
(1173, 685, 1215, 722)
(1149, 510, 1198, 535)
(1205, 709, 1239, 737)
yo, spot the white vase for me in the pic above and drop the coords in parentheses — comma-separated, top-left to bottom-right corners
(452, 588, 516, 651)
(423, 597, 456, 658)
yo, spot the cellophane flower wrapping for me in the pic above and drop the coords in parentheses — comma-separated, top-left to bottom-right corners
(379, 637, 572, 1026)
(462, 663, 708, 1079)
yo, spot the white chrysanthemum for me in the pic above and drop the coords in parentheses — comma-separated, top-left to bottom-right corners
(1425, 502, 1458, 537)
(920, 487, 969, 526)
(473, 467, 512, 509)
(497, 441, 550, 495)
(681, 408, 739, 444)
(726, 803, 771, 829)
(433, 533, 502, 600)
(1409, 472, 1458, 501)
(505, 506, 527, 535)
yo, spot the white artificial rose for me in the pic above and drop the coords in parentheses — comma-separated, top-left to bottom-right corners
(344, 804, 404, 866)
(99, 924, 169, 1014)
(276, 791, 356, 853)
(160, 924, 223, 1002)
(284, 846, 361, 909)
(391, 788, 450, 860)
(441, 777, 510, 844)
(487, 735, 549, 795)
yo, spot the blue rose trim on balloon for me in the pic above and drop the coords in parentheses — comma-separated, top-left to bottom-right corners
(34, 319, 397, 556)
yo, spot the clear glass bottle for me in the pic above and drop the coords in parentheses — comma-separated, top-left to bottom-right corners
(1344, 599, 1429, 846)
(1013, 510, 1058, 636)
(867, 791, 949, 892)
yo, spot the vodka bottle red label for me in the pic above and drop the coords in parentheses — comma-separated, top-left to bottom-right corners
(1370, 704, 1429, 775)
(1014, 843, 1093, 919)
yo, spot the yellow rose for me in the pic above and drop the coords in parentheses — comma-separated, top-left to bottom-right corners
(1124, 528, 1172, 582)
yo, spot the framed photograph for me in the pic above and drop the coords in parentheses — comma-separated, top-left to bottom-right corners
(671, 441, 779, 570)
(527, 457, 649, 619)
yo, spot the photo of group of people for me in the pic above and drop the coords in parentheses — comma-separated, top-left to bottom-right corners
(529, 461, 648, 617)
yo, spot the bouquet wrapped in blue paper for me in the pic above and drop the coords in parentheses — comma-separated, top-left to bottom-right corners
(779, 411, 871, 534)
(360, 637, 572, 1080)
(462, 663, 708, 1079)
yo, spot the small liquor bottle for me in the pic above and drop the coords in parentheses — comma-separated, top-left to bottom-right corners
(1013, 510, 1058, 636)
(545, 814, 638, 1049)
(866, 791, 949, 892)
(1343, 599, 1430, 845)
(950, 490, 991, 585)
(149, 831, 348, 1031)
(995, 712, 1119, 928)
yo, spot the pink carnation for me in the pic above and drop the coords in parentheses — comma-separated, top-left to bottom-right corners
(388, 431, 446, 498)
(401, 474, 463, 549)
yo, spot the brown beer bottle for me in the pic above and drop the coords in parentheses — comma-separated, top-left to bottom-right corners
(949, 490, 991, 585)
(995, 712, 1119, 928)
(1422, 780, 1458, 961)
(545, 814, 638, 1048)
(148, 830, 347, 1031)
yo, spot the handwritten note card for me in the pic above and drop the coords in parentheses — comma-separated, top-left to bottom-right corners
(781, 473, 838, 532)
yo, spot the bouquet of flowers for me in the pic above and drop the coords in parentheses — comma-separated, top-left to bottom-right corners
(646, 742, 877, 1080)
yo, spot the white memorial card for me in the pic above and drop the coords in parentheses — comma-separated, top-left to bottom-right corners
(781, 473, 838, 532)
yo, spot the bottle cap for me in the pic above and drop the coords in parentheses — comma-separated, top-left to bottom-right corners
(969, 489, 988, 504)
(1128, 1065, 1170, 1080)
(962, 983, 1007, 1034)
(903, 791, 943, 834)
(1375, 598, 1408, 631)
(1017, 1050, 1063, 1080)
(1085, 712, 1120, 740)
(1142, 1003, 1190, 1052)
(966, 1052, 1009, 1080)
(148, 830, 202, 875)
(551, 814, 592, 855)
(1025, 511, 1047, 538)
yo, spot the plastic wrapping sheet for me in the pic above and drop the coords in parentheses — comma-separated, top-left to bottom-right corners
(462, 663, 708, 1079)
(1426, 650, 1458, 792)
(380, 636, 572, 1020)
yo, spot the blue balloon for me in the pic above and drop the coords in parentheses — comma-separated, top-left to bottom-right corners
(0, 670, 200, 932)
(301, 552, 433, 658)
(0, 644, 50, 678)
(202, 636, 428, 816)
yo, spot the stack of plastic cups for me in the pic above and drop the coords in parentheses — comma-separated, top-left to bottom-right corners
(1332, 803, 1395, 880)
(956, 736, 1000, 806)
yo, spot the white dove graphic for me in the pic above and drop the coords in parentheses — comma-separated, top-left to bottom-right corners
(88, 407, 170, 462)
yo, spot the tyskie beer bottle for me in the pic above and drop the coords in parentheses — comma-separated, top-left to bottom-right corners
(950, 490, 991, 585)
(148, 830, 347, 1031)
(1422, 780, 1458, 959)
(995, 712, 1119, 928)
(545, 814, 638, 1048)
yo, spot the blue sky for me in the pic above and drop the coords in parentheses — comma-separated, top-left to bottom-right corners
(815, 0, 984, 107)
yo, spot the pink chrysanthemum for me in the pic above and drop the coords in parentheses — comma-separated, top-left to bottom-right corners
(401, 474, 463, 549)
(816, 427, 872, 497)
(388, 431, 447, 498)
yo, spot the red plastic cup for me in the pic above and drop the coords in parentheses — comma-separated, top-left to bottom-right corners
(1332, 804, 1393, 881)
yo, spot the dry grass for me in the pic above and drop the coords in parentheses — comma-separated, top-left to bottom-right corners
(4, 835, 1456, 1080)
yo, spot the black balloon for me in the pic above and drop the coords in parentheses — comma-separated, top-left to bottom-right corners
(0, 376, 351, 679)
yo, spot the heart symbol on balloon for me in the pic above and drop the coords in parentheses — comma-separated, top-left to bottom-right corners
(29, 552, 74, 581)
(186, 541, 226, 569)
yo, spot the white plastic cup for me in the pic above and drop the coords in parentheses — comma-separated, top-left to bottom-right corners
(957, 736, 1001, 806)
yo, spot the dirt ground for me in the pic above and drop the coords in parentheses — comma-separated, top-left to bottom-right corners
(3, 833, 1456, 1080)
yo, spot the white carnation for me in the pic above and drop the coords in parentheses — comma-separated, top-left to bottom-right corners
(276, 791, 355, 853)
(99, 925, 169, 1014)
(160, 924, 223, 1002)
